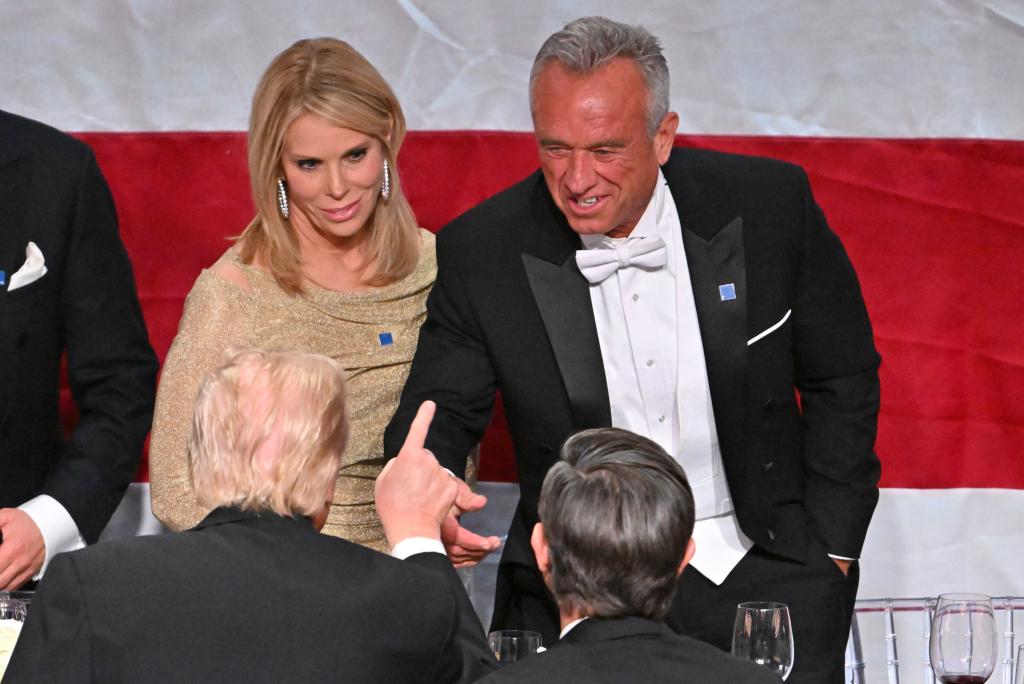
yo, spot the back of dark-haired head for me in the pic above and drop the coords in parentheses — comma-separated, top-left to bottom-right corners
(538, 427, 695, 620)
(529, 16, 670, 136)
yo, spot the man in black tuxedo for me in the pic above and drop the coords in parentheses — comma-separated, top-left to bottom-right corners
(0, 110, 157, 590)
(386, 16, 880, 682)
(480, 428, 778, 683)
(5, 348, 497, 683)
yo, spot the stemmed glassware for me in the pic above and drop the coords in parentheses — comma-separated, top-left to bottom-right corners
(0, 592, 28, 679)
(731, 601, 795, 680)
(929, 593, 998, 684)
(487, 630, 542, 665)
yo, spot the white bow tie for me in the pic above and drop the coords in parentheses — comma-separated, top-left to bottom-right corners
(575, 237, 668, 284)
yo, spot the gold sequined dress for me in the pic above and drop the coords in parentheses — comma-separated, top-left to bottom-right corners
(149, 229, 435, 552)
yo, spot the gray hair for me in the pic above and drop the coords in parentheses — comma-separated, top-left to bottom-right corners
(529, 16, 670, 136)
(538, 428, 695, 620)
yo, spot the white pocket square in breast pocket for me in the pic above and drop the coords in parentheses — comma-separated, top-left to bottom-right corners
(8, 241, 48, 292)
(747, 309, 791, 346)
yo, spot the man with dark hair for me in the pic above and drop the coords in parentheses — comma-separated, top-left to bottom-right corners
(480, 428, 776, 682)
(387, 15, 880, 682)
(0, 109, 158, 590)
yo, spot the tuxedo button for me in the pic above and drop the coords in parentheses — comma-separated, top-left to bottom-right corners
(16, 331, 28, 347)
(767, 527, 776, 541)
(761, 461, 774, 473)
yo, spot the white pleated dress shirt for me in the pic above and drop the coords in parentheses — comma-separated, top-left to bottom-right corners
(578, 171, 752, 585)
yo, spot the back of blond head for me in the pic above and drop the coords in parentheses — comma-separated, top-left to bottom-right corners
(189, 347, 349, 518)
(239, 37, 419, 293)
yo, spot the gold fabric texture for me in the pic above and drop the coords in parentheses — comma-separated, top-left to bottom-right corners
(149, 230, 436, 552)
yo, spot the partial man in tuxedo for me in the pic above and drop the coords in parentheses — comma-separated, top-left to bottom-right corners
(479, 428, 778, 683)
(385, 16, 880, 682)
(0, 110, 158, 590)
(5, 348, 497, 683)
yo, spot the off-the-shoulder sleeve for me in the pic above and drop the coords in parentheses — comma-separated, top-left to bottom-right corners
(148, 269, 251, 531)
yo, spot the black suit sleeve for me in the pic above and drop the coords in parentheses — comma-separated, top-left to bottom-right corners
(2, 553, 92, 683)
(385, 228, 498, 476)
(791, 173, 881, 558)
(41, 146, 157, 542)
(405, 552, 498, 682)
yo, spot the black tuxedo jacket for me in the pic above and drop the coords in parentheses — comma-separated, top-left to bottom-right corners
(477, 616, 780, 683)
(0, 110, 157, 541)
(386, 148, 880, 627)
(4, 507, 498, 683)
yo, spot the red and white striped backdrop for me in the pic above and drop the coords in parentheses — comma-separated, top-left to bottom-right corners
(3, 1, 1022, 600)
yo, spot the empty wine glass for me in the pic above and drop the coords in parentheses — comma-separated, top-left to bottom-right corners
(732, 601, 795, 680)
(929, 593, 997, 683)
(487, 630, 542, 665)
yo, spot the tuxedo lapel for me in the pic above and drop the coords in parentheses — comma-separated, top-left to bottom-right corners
(521, 187, 611, 429)
(0, 148, 33, 298)
(682, 220, 749, 473)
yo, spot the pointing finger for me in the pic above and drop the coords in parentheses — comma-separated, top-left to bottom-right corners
(401, 400, 436, 454)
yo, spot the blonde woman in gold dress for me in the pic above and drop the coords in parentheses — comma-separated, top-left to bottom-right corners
(149, 38, 434, 552)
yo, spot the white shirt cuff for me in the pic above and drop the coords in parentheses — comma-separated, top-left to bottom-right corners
(390, 537, 446, 560)
(827, 553, 857, 562)
(19, 495, 86, 579)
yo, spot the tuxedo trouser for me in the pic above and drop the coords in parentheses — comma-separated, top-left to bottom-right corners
(667, 538, 859, 684)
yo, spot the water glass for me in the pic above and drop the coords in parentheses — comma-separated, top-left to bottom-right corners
(731, 601, 795, 680)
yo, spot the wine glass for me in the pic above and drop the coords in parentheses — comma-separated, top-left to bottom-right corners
(487, 630, 542, 665)
(0, 593, 28, 679)
(731, 601, 795, 680)
(929, 593, 997, 683)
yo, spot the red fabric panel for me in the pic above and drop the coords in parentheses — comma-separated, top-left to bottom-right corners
(72, 132, 1024, 487)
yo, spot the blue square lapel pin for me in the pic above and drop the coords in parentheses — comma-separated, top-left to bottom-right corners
(378, 332, 394, 346)
(719, 283, 736, 301)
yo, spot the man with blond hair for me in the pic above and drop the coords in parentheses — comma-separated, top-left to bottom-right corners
(6, 348, 496, 683)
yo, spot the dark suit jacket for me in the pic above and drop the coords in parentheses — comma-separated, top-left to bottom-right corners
(0, 110, 157, 542)
(386, 148, 880, 633)
(3, 507, 498, 683)
(477, 616, 781, 683)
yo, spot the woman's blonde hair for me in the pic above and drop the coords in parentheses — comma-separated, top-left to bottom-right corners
(189, 347, 349, 518)
(238, 37, 419, 294)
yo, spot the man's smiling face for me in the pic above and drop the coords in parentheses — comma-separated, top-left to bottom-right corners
(532, 58, 677, 238)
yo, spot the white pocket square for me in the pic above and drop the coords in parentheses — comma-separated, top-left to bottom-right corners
(747, 309, 791, 346)
(8, 241, 48, 292)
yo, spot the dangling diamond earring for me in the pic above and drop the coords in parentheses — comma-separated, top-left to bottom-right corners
(380, 159, 390, 200)
(276, 178, 290, 219)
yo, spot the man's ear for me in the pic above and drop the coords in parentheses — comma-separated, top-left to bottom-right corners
(676, 538, 696, 577)
(654, 111, 680, 165)
(530, 522, 550, 575)
(311, 478, 335, 532)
